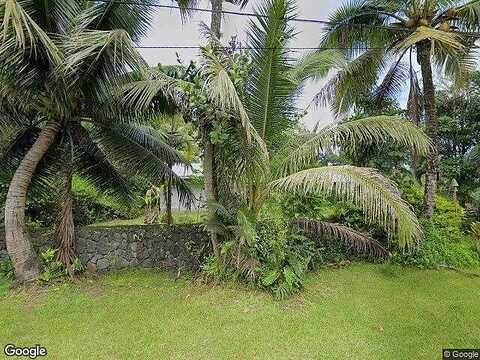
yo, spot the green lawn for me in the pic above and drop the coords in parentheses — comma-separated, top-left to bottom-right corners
(90, 212, 204, 227)
(1, 264, 479, 359)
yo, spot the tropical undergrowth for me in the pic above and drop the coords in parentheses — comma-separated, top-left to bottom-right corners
(392, 185, 480, 269)
(0, 248, 85, 283)
(201, 201, 318, 299)
(201, 183, 480, 299)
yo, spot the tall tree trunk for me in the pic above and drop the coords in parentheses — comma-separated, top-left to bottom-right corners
(204, 141, 220, 258)
(417, 41, 439, 219)
(211, 0, 223, 38)
(165, 165, 174, 225)
(56, 139, 76, 267)
(56, 166, 75, 267)
(203, 0, 223, 258)
(5, 120, 61, 282)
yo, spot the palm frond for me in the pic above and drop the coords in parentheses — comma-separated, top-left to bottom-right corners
(93, 123, 194, 206)
(200, 46, 269, 158)
(201, 46, 252, 142)
(1, 0, 61, 64)
(395, 26, 464, 52)
(321, 0, 403, 56)
(73, 0, 155, 42)
(296, 219, 390, 260)
(31, 0, 79, 33)
(73, 127, 131, 200)
(287, 49, 347, 84)
(407, 58, 423, 125)
(433, 37, 478, 87)
(270, 165, 422, 248)
(456, 0, 480, 31)
(62, 29, 146, 89)
(246, 0, 297, 146)
(375, 56, 409, 106)
(470, 144, 480, 164)
(277, 116, 432, 176)
(122, 69, 183, 112)
(314, 47, 388, 115)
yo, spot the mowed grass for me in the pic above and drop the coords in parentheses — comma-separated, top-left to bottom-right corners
(1, 264, 479, 360)
(90, 212, 204, 227)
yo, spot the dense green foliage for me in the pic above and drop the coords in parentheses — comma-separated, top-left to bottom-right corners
(393, 186, 480, 269)
(0, 0, 479, 306)
(38, 248, 85, 282)
(435, 73, 480, 202)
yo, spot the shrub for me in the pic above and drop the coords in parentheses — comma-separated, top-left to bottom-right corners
(255, 222, 316, 298)
(40, 248, 85, 282)
(201, 211, 316, 299)
(471, 223, 480, 255)
(0, 257, 14, 280)
(392, 220, 480, 269)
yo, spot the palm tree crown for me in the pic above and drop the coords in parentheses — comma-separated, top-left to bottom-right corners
(317, 0, 480, 115)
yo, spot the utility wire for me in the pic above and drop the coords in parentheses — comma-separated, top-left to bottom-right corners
(96, 0, 330, 23)
(95, 0, 480, 37)
(135, 45, 480, 50)
(135, 45, 382, 50)
(94, 0, 413, 32)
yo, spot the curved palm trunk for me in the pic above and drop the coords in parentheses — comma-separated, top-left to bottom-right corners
(417, 41, 439, 219)
(5, 120, 61, 282)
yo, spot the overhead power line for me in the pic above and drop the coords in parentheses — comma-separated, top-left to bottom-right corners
(94, 0, 414, 32)
(96, 0, 330, 24)
(135, 45, 382, 50)
(135, 45, 480, 50)
(95, 0, 480, 37)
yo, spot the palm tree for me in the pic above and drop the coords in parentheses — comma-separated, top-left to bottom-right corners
(148, 64, 199, 225)
(126, 0, 432, 255)
(0, 0, 189, 281)
(175, 0, 250, 256)
(316, 0, 480, 219)
(1, 115, 191, 266)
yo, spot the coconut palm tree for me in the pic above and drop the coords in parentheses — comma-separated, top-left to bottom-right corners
(175, 0, 250, 256)
(315, 0, 480, 219)
(1, 114, 192, 266)
(147, 63, 199, 225)
(125, 0, 432, 255)
(0, 0, 190, 281)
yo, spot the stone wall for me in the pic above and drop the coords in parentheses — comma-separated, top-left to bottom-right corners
(0, 225, 209, 272)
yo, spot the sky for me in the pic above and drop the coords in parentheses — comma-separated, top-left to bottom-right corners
(139, 0, 341, 129)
